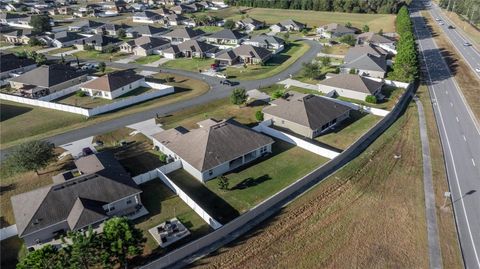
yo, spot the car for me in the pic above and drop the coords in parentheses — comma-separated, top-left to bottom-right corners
(475, 68, 480, 73)
(439, 21, 444, 25)
(81, 63, 98, 70)
(448, 25, 455, 29)
(464, 42, 472, 46)
(435, 18, 441, 21)
(82, 147, 94, 156)
(221, 79, 239, 86)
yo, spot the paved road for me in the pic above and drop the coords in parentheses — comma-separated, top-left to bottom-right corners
(427, 2, 480, 80)
(0, 40, 321, 159)
(411, 2, 480, 268)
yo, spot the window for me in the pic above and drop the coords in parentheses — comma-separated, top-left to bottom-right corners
(208, 170, 213, 176)
(126, 199, 132, 204)
(106, 206, 115, 212)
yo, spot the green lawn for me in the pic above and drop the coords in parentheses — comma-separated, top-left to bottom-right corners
(162, 58, 215, 72)
(315, 110, 381, 150)
(6, 45, 45, 53)
(1, 74, 210, 149)
(73, 50, 129, 61)
(321, 44, 352, 55)
(206, 139, 328, 212)
(135, 54, 163, 64)
(337, 86, 404, 110)
(225, 41, 309, 80)
(45, 46, 75, 55)
(135, 180, 211, 255)
(194, 26, 223, 33)
(55, 92, 113, 108)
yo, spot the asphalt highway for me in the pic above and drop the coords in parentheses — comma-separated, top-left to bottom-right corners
(411, 2, 480, 268)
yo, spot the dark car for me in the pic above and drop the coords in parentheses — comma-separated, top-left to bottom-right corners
(82, 147, 94, 156)
(448, 25, 455, 29)
(221, 80, 239, 86)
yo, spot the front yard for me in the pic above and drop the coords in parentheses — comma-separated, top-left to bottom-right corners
(321, 44, 351, 55)
(134, 54, 162, 65)
(73, 50, 129, 61)
(162, 58, 215, 73)
(225, 41, 309, 80)
(5, 45, 45, 53)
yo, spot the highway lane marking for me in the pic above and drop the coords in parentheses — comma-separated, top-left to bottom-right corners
(450, 102, 453, 107)
(456, 117, 459, 122)
(473, 159, 476, 167)
(414, 15, 480, 267)
(463, 135, 467, 141)
(446, 90, 448, 94)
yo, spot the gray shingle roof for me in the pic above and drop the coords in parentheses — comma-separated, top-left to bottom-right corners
(357, 32, 394, 44)
(247, 34, 284, 46)
(9, 64, 85, 88)
(11, 152, 140, 237)
(126, 25, 168, 36)
(163, 27, 204, 39)
(344, 44, 387, 63)
(81, 69, 143, 92)
(342, 53, 387, 72)
(263, 92, 351, 130)
(318, 74, 385, 94)
(81, 34, 121, 46)
(209, 29, 246, 40)
(233, 44, 272, 60)
(320, 23, 355, 34)
(177, 39, 217, 53)
(0, 53, 36, 73)
(152, 119, 274, 171)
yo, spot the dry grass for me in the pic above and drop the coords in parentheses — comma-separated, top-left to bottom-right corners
(417, 85, 463, 268)
(423, 12, 480, 120)
(321, 44, 351, 55)
(441, 10, 480, 49)
(191, 102, 429, 269)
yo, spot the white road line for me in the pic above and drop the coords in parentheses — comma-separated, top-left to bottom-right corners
(473, 159, 476, 167)
(414, 14, 480, 266)
(463, 135, 467, 141)
(446, 90, 448, 94)
(456, 117, 459, 122)
(450, 102, 453, 107)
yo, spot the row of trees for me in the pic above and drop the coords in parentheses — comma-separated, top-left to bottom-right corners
(439, 0, 480, 26)
(224, 0, 408, 14)
(17, 217, 145, 269)
(390, 6, 419, 82)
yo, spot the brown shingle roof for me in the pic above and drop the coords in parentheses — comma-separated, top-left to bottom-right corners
(318, 74, 385, 94)
(81, 69, 143, 92)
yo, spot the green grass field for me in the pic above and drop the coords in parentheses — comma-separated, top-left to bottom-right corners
(162, 58, 215, 72)
(6, 45, 45, 53)
(45, 46, 75, 55)
(134, 54, 163, 64)
(225, 41, 309, 80)
(73, 50, 129, 61)
(194, 26, 223, 33)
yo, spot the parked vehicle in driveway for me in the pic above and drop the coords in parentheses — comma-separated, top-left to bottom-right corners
(82, 147, 93, 156)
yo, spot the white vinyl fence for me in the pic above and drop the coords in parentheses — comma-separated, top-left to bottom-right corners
(132, 161, 222, 230)
(0, 93, 91, 116)
(253, 120, 340, 159)
(39, 76, 97, 102)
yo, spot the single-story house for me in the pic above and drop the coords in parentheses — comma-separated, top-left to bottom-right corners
(235, 18, 264, 32)
(80, 69, 144, 99)
(120, 36, 170, 56)
(270, 19, 305, 33)
(9, 64, 87, 98)
(317, 73, 385, 101)
(125, 25, 169, 38)
(94, 23, 130, 37)
(356, 32, 397, 54)
(342, 44, 388, 78)
(52, 31, 88, 48)
(3, 29, 33, 44)
(152, 118, 274, 181)
(163, 13, 191, 26)
(162, 27, 205, 44)
(206, 29, 246, 46)
(171, 4, 195, 14)
(215, 44, 272, 66)
(132, 10, 162, 23)
(0, 13, 32, 28)
(11, 152, 145, 249)
(262, 91, 352, 138)
(165, 39, 218, 59)
(68, 20, 105, 33)
(0, 52, 37, 79)
(75, 34, 122, 52)
(317, 23, 355, 39)
(243, 34, 285, 52)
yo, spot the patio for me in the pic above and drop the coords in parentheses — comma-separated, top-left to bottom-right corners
(148, 218, 190, 248)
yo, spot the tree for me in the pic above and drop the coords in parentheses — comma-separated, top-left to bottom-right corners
(378, 28, 384, 35)
(302, 62, 321, 79)
(104, 44, 117, 53)
(283, 31, 290, 43)
(318, 56, 331, 67)
(63, 227, 103, 269)
(218, 175, 230, 190)
(271, 89, 285, 99)
(255, 110, 264, 121)
(76, 91, 87, 97)
(339, 34, 356, 46)
(17, 245, 65, 269)
(224, 19, 235, 29)
(118, 28, 126, 39)
(365, 95, 377, 103)
(362, 24, 370, 32)
(3, 140, 55, 175)
(101, 217, 145, 269)
(159, 153, 167, 162)
(345, 21, 352, 28)
(230, 88, 247, 105)
(98, 62, 106, 73)
(31, 15, 51, 33)
(27, 50, 37, 60)
(28, 36, 42, 47)
(349, 68, 358, 74)
(15, 50, 28, 58)
(35, 53, 47, 65)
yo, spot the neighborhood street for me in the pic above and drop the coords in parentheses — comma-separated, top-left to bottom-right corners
(412, 2, 480, 268)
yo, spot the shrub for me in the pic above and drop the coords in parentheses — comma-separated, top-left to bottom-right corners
(339, 34, 356, 46)
(159, 153, 167, 162)
(365, 95, 377, 104)
(349, 68, 357, 74)
(230, 88, 247, 105)
(271, 89, 285, 99)
(76, 91, 87, 97)
(255, 110, 264, 122)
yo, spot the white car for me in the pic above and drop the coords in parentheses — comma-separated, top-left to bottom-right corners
(475, 68, 480, 73)
(435, 18, 441, 21)
(81, 63, 98, 70)
(439, 21, 444, 25)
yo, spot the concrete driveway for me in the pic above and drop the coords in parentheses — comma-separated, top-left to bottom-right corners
(52, 48, 81, 57)
(115, 55, 142, 64)
(127, 119, 164, 139)
(60, 136, 96, 158)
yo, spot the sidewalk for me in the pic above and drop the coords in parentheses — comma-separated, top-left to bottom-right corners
(278, 78, 318, 91)
(37, 47, 59, 54)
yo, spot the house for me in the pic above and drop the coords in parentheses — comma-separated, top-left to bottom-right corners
(171, 4, 194, 14)
(0, 53, 37, 80)
(11, 152, 145, 249)
(317, 73, 385, 101)
(342, 44, 388, 78)
(125, 25, 169, 38)
(151, 118, 274, 181)
(120, 36, 170, 56)
(317, 23, 355, 39)
(162, 27, 205, 44)
(51, 31, 88, 48)
(3, 29, 33, 44)
(206, 29, 246, 46)
(94, 23, 130, 37)
(270, 19, 305, 33)
(9, 64, 87, 98)
(164, 39, 217, 59)
(132, 10, 162, 23)
(235, 18, 264, 32)
(80, 69, 145, 99)
(356, 32, 396, 54)
(68, 20, 105, 33)
(75, 34, 122, 52)
(243, 34, 285, 53)
(0, 13, 32, 28)
(163, 13, 191, 26)
(262, 92, 352, 139)
(215, 44, 272, 66)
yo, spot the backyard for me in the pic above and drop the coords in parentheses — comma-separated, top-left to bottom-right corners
(73, 49, 129, 61)
(224, 41, 309, 80)
(321, 43, 351, 55)
(162, 58, 215, 73)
